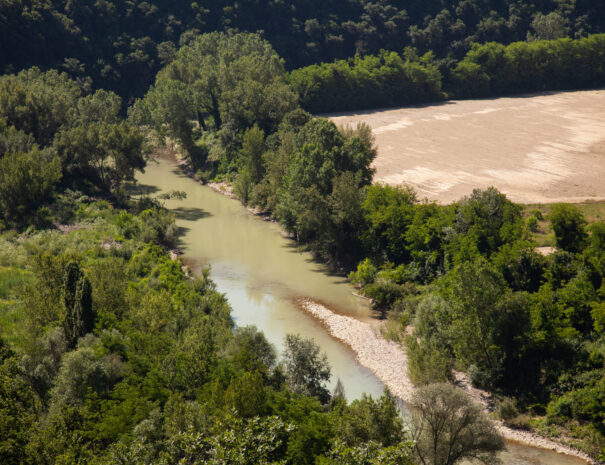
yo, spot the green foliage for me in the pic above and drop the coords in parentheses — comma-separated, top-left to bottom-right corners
(275, 119, 376, 264)
(318, 440, 414, 465)
(550, 203, 588, 252)
(289, 51, 443, 113)
(164, 414, 293, 465)
(2, 0, 604, 108)
(53, 121, 146, 192)
(0, 337, 37, 465)
(449, 186, 523, 261)
(451, 35, 605, 98)
(348, 258, 377, 287)
(529, 12, 570, 41)
(410, 383, 504, 465)
(0, 67, 81, 145)
(0, 68, 145, 219)
(335, 390, 404, 447)
(363, 281, 407, 318)
(361, 184, 417, 264)
(63, 262, 95, 349)
(282, 334, 331, 404)
(437, 260, 508, 385)
(292, 33, 605, 113)
(491, 241, 546, 292)
(0, 148, 61, 225)
(405, 334, 453, 386)
(131, 32, 297, 165)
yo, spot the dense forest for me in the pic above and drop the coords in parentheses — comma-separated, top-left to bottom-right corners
(2, 0, 605, 103)
(1, 0, 605, 463)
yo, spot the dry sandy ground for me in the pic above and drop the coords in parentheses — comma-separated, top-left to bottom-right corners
(298, 299, 596, 464)
(328, 90, 605, 204)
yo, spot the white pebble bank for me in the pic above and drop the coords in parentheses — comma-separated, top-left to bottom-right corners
(298, 298, 596, 465)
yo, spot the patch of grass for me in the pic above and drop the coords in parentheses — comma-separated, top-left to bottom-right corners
(523, 200, 605, 247)
(0, 267, 34, 349)
(0, 301, 28, 350)
(0, 266, 33, 299)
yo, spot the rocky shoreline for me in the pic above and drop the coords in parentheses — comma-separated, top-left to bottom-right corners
(297, 298, 596, 465)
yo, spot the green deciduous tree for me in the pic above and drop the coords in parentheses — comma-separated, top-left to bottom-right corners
(336, 389, 404, 447)
(276, 119, 375, 263)
(550, 203, 588, 253)
(54, 121, 146, 192)
(528, 12, 569, 41)
(437, 259, 507, 385)
(361, 184, 417, 263)
(282, 334, 331, 404)
(164, 414, 293, 465)
(0, 67, 81, 145)
(0, 148, 61, 224)
(450, 187, 523, 260)
(410, 383, 504, 465)
(131, 32, 297, 163)
(318, 440, 414, 465)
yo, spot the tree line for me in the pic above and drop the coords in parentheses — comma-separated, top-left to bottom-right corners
(290, 33, 605, 113)
(2, 0, 604, 103)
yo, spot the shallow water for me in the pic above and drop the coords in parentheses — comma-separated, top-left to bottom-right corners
(136, 157, 588, 465)
(137, 157, 384, 400)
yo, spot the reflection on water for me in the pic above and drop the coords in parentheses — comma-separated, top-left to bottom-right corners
(136, 157, 588, 465)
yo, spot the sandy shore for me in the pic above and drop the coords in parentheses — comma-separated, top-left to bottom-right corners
(328, 90, 605, 204)
(298, 299, 596, 464)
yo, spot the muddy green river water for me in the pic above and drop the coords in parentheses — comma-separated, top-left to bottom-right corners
(136, 157, 588, 465)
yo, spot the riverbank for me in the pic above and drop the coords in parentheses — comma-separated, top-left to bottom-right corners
(297, 299, 597, 465)
(146, 152, 599, 464)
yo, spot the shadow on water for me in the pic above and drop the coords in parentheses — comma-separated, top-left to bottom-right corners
(174, 226, 191, 246)
(124, 183, 161, 196)
(173, 206, 212, 221)
(170, 167, 191, 178)
(280, 240, 351, 283)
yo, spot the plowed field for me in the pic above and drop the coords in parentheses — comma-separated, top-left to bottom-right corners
(328, 90, 605, 204)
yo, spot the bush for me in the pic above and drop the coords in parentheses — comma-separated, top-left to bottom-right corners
(349, 258, 377, 286)
(363, 281, 406, 318)
(0, 149, 61, 226)
(550, 203, 587, 252)
(405, 335, 453, 386)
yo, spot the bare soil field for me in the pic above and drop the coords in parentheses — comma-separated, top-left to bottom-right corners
(328, 90, 605, 204)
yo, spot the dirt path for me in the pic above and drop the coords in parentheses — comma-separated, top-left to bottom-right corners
(298, 299, 596, 465)
(328, 90, 605, 204)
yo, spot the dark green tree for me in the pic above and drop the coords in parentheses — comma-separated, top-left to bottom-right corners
(550, 203, 588, 253)
(0, 148, 61, 224)
(0, 337, 37, 465)
(336, 389, 404, 447)
(130, 32, 297, 163)
(282, 334, 331, 404)
(63, 263, 95, 349)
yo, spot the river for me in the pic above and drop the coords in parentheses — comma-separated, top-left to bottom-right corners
(136, 156, 589, 465)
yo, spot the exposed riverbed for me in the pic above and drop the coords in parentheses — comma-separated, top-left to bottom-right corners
(136, 156, 590, 465)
